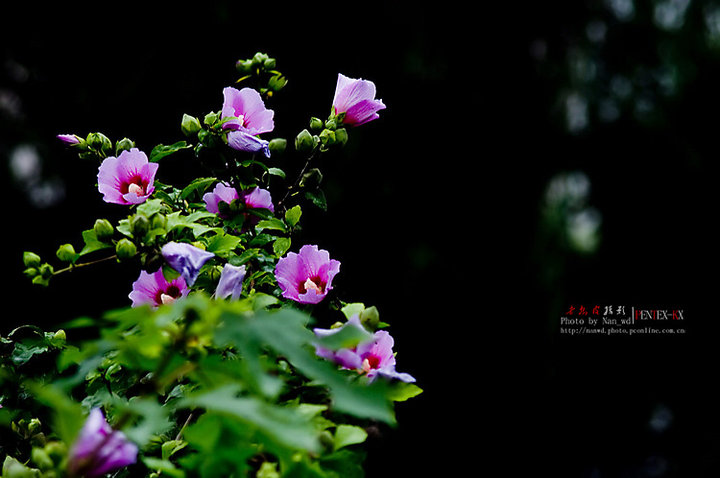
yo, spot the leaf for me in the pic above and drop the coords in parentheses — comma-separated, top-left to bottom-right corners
(313, 322, 373, 351)
(143, 457, 186, 478)
(206, 232, 242, 256)
(340, 303, 365, 320)
(333, 425, 368, 450)
(180, 177, 217, 200)
(79, 229, 112, 256)
(255, 217, 287, 233)
(284, 205, 302, 227)
(267, 167, 286, 179)
(304, 189, 327, 211)
(387, 382, 424, 402)
(273, 237, 291, 257)
(149, 141, 191, 162)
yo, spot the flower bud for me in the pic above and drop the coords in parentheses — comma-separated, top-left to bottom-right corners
(334, 128, 348, 146)
(268, 138, 287, 155)
(360, 306, 380, 329)
(56, 244, 77, 263)
(2, 455, 39, 478)
(236, 59, 254, 74)
(151, 213, 167, 231)
(86, 132, 113, 156)
(93, 218, 114, 241)
(252, 52, 269, 66)
(39, 263, 54, 279)
(115, 137, 135, 155)
(309, 117, 323, 131)
(116, 239, 137, 259)
(324, 118, 337, 131)
(31, 447, 54, 471)
(294, 129, 315, 153)
(130, 214, 150, 237)
(23, 251, 42, 268)
(263, 57, 277, 70)
(181, 114, 202, 137)
(318, 129, 336, 147)
(267, 74, 287, 92)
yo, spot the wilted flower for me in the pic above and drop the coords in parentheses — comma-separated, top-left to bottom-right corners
(203, 182, 274, 226)
(67, 408, 138, 478)
(332, 73, 386, 127)
(161, 242, 215, 286)
(274, 245, 340, 304)
(221, 86, 275, 157)
(313, 316, 415, 383)
(97, 148, 158, 205)
(129, 269, 189, 308)
(215, 263, 246, 300)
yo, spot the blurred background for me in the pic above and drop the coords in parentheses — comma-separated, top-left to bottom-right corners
(1, 1, 716, 476)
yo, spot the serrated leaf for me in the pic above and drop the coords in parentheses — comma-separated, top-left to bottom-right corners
(255, 217, 287, 232)
(79, 229, 112, 256)
(206, 232, 242, 256)
(273, 237, 291, 257)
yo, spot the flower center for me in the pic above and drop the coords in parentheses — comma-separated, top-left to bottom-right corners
(362, 355, 381, 372)
(156, 285, 181, 305)
(160, 294, 176, 305)
(301, 277, 324, 295)
(127, 183, 144, 196)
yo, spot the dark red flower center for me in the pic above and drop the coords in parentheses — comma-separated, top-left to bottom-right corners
(298, 276, 325, 295)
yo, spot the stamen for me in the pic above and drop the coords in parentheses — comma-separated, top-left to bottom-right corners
(303, 278, 323, 294)
(127, 183, 144, 196)
(160, 293, 176, 305)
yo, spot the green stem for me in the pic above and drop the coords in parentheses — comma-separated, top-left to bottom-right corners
(53, 254, 117, 276)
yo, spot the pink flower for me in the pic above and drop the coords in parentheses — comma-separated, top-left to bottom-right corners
(67, 408, 138, 478)
(332, 73, 386, 126)
(313, 316, 416, 383)
(221, 87, 274, 157)
(129, 269, 189, 308)
(203, 182, 274, 228)
(97, 148, 158, 205)
(274, 245, 340, 304)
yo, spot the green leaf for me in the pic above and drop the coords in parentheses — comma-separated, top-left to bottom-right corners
(143, 457, 186, 478)
(340, 303, 365, 320)
(273, 237, 291, 257)
(267, 167, 286, 179)
(304, 189, 327, 211)
(180, 177, 217, 200)
(313, 322, 373, 351)
(206, 232, 242, 256)
(79, 229, 112, 256)
(284, 205, 302, 227)
(136, 198, 164, 217)
(255, 217, 287, 233)
(333, 425, 368, 450)
(387, 382, 424, 402)
(149, 141, 191, 162)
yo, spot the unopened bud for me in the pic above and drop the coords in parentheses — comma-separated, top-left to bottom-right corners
(93, 219, 114, 241)
(295, 129, 315, 153)
(23, 251, 42, 268)
(55, 244, 77, 263)
(309, 117, 324, 131)
(115, 137, 135, 155)
(268, 138, 287, 155)
(334, 128, 348, 146)
(181, 114, 202, 137)
(268, 74, 287, 92)
(115, 239, 137, 259)
(31, 447, 54, 471)
(130, 214, 150, 237)
(86, 132, 112, 156)
(360, 306, 380, 329)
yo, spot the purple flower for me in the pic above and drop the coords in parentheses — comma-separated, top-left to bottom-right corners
(67, 408, 138, 478)
(203, 182, 274, 225)
(221, 87, 274, 157)
(129, 269, 189, 308)
(215, 263, 246, 300)
(332, 73, 386, 127)
(313, 316, 416, 383)
(274, 245, 340, 304)
(161, 242, 215, 286)
(57, 134, 81, 145)
(97, 148, 158, 205)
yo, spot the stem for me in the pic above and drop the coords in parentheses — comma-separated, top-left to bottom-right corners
(53, 254, 117, 276)
(278, 149, 317, 210)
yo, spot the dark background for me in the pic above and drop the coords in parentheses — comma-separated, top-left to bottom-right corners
(1, 2, 716, 476)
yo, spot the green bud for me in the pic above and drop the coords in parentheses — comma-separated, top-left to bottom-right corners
(334, 128, 348, 146)
(236, 59, 254, 74)
(86, 132, 113, 156)
(319, 129, 336, 146)
(360, 306, 380, 329)
(253, 52, 269, 65)
(28, 418, 42, 434)
(55, 244, 77, 263)
(23, 267, 38, 279)
(93, 218, 114, 241)
(31, 448, 54, 471)
(52, 329, 66, 345)
(115, 239, 137, 259)
(267, 74, 287, 92)
(204, 111, 219, 127)
(115, 137, 135, 155)
(130, 214, 150, 237)
(39, 263, 54, 279)
(299, 168, 323, 189)
(309, 117, 324, 131)
(151, 213, 167, 231)
(23, 251, 42, 268)
(44, 441, 67, 461)
(263, 57, 277, 70)
(324, 118, 337, 130)
(268, 138, 287, 154)
(295, 129, 315, 153)
(181, 114, 202, 137)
